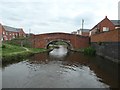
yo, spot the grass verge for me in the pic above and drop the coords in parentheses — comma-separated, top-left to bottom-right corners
(1, 44, 48, 64)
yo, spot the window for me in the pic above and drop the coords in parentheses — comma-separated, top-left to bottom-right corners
(103, 27, 109, 32)
(6, 32, 8, 35)
(13, 35, 15, 38)
(89, 31, 92, 36)
(3, 31, 5, 35)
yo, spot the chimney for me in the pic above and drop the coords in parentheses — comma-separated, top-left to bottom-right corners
(105, 16, 107, 18)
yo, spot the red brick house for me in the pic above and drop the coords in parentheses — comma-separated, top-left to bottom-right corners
(0, 23, 26, 41)
(89, 16, 120, 36)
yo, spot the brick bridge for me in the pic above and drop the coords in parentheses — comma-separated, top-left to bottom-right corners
(31, 32, 89, 49)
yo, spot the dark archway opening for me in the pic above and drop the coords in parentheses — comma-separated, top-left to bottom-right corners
(46, 40, 72, 50)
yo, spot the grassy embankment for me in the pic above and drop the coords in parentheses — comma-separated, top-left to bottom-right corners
(1, 43, 47, 63)
(74, 47, 96, 56)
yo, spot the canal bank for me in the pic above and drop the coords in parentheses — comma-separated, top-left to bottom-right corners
(1, 44, 50, 64)
(91, 42, 120, 63)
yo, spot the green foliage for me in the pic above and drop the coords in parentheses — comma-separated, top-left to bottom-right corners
(2, 44, 25, 55)
(29, 48, 47, 53)
(83, 47, 96, 56)
(2, 51, 33, 65)
(97, 41, 102, 45)
(55, 41, 67, 45)
(2, 44, 6, 48)
(2, 43, 48, 64)
(5, 37, 32, 48)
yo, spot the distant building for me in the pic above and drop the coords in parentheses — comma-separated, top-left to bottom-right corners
(26, 33, 34, 37)
(71, 31, 77, 35)
(0, 23, 26, 41)
(77, 29, 90, 36)
(71, 29, 89, 37)
(90, 16, 120, 36)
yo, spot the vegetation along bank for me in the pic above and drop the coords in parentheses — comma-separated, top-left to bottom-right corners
(1, 43, 48, 64)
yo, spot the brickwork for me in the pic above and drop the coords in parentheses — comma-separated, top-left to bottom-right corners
(31, 33, 90, 49)
(0, 24, 2, 45)
(91, 29, 120, 42)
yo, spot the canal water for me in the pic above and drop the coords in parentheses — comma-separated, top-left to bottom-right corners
(2, 45, 119, 88)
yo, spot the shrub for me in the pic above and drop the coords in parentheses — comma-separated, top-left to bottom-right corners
(83, 47, 96, 56)
(2, 44, 6, 48)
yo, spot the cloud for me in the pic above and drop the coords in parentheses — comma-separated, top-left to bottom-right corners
(0, 0, 119, 34)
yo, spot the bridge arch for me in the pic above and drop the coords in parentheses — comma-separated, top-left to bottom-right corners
(46, 39, 73, 49)
(31, 32, 89, 49)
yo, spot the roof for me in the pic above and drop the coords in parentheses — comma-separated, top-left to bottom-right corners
(111, 20, 120, 26)
(3, 25, 21, 32)
(78, 29, 90, 32)
(90, 16, 120, 31)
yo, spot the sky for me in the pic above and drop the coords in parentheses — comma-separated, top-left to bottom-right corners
(118, 1, 120, 20)
(0, 0, 119, 34)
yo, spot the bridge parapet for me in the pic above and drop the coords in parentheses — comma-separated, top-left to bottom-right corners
(31, 32, 89, 49)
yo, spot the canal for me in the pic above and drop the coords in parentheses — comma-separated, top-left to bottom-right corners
(2, 45, 119, 88)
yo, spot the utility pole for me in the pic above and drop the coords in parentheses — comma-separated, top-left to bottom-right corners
(29, 28, 31, 36)
(81, 19, 84, 32)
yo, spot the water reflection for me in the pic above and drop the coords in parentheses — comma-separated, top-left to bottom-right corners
(2, 45, 119, 88)
(49, 45, 68, 58)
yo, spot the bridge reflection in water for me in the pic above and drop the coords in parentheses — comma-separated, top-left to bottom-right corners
(2, 45, 119, 88)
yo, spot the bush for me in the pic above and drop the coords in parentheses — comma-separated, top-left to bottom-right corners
(2, 44, 6, 48)
(83, 47, 96, 56)
(2, 51, 33, 65)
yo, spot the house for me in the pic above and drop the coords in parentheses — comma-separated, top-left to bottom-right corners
(0, 23, 26, 41)
(89, 16, 120, 36)
(77, 29, 90, 36)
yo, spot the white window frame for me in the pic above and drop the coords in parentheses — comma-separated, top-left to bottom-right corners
(103, 27, 109, 32)
(13, 35, 15, 38)
(3, 31, 5, 35)
(6, 32, 8, 35)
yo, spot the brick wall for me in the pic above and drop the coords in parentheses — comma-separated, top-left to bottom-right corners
(91, 29, 120, 42)
(19, 29, 26, 37)
(0, 24, 2, 44)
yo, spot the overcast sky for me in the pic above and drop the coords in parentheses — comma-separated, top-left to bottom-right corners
(0, 0, 119, 34)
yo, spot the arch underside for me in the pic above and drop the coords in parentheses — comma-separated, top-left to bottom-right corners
(46, 39, 73, 49)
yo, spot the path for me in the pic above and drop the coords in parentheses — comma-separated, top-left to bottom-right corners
(23, 47, 29, 51)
